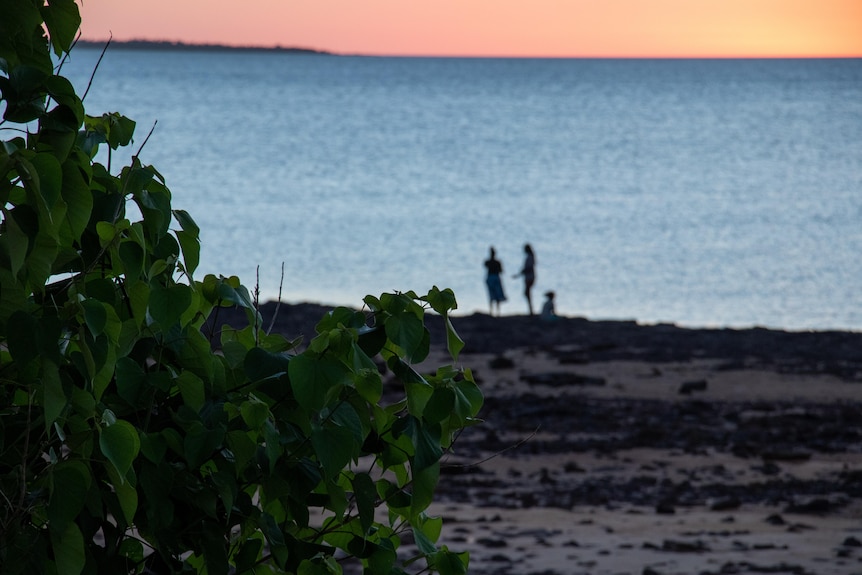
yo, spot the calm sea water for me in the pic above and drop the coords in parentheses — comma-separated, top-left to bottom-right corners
(60, 50, 862, 331)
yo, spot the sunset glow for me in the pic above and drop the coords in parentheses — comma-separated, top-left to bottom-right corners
(75, 0, 862, 58)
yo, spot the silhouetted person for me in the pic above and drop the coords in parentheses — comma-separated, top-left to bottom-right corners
(484, 247, 506, 316)
(513, 243, 535, 315)
(541, 291, 558, 321)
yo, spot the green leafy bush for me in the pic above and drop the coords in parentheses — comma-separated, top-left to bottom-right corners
(0, 3, 482, 574)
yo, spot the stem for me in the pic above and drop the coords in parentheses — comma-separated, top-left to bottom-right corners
(253, 266, 260, 347)
(131, 120, 158, 165)
(82, 35, 112, 103)
(266, 262, 285, 335)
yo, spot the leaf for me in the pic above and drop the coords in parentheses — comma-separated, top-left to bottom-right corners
(352, 473, 377, 534)
(311, 425, 355, 480)
(7, 310, 39, 364)
(412, 524, 437, 555)
(81, 298, 107, 336)
(126, 280, 150, 325)
(184, 422, 225, 470)
(411, 462, 440, 516)
(118, 240, 144, 278)
(48, 460, 91, 535)
(233, 537, 264, 574)
(29, 152, 63, 208)
(226, 430, 257, 474)
(175, 229, 200, 277)
(119, 539, 144, 564)
(411, 419, 443, 473)
(99, 418, 140, 481)
(172, 208, 200, 234)
(177, 370, 206, 412)
(444, 316, 465, 361)
(421, 286, 458, 316)
(149, 284, 192, 328)
(431, 548, 469, 575)
(39, 0, 81, 56)
(50, 522, 85, 575)
(452, 377, 483, 423)
(177, 327, 216, 382)
(244, 346, 291, 381)
(288, 353, 348, 411)
(200, 521, 229, 575)
(384, 312, 429, 363)
(240, 396, 270, 430)
(56, 171, 91, 245)
(354, 368, 382, 404)
(106, 462, 138, 526)
(139, 432, 167, 464)
(423, 387, 455, 424)
(42, 358, 65, 429)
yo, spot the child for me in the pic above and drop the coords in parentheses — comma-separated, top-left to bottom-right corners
(541, 291, 557, 321)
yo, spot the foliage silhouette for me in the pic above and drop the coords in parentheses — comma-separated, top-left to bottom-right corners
(0, 3, 481, 574)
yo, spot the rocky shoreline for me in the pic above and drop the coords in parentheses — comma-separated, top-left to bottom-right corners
(214, 302, 862, 574)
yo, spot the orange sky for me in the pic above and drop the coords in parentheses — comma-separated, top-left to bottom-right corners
(75, 0, 862, 58)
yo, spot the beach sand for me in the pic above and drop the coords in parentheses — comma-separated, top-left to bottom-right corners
(214, 302, 862, 575)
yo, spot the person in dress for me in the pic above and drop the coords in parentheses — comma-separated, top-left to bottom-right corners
(484, 247, 506, 316)
(513, 243, 536, 315)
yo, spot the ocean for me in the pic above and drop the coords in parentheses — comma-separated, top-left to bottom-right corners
(59, 49, 862, 331)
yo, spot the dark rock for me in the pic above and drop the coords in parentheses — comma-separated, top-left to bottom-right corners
(476, 537, 507, 548)
(661, 539, 710, 552)
(655, 502, 676, 515)
(764, 514, 785, 525)
(710, 497, 741, 511)
(842, 536, 862, 547)
(679, 380, 708, 394)
(521, 372, 606, 387)
(784, 497, 837, 514)
(488, 355, 515, 369)
(753, 462, 782, 476)
(762, 449, 812, 462)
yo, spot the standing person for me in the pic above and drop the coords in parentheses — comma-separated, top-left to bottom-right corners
(484, 247, 506, 316)
(513, 243, 536, 315)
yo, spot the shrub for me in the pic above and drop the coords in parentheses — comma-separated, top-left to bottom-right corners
(0, 3, 481, 573)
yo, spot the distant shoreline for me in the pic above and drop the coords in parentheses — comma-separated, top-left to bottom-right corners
(73, 40, 861, 60)
(75, 39, 332, 55)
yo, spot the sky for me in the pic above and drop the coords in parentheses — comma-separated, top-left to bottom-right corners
(75, 0, 862, 58)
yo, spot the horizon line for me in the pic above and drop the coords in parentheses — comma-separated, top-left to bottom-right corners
(76, 38, 862, 60)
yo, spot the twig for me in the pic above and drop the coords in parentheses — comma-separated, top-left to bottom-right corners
(132, 120, 158, 164)
(82, 34, 112, 102)
(443, 425, 539, 469)
(266, 262, 285, 335)
(253, 266, 261, 347)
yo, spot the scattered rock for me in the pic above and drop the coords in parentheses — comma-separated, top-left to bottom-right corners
(655, 501, 676, 515)
(488, 355, 515, 369)
(661, 539, 710, 552)
(476, 537, 507, 548)
(710, 496, 741, 511)
(520, 372, 606, 387)
(784, 497, 842, 514)
(679, 380, 708, 394)
(761, 449, 812, 462)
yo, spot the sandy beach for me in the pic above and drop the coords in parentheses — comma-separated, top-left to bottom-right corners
(214, 302, 862, 575)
